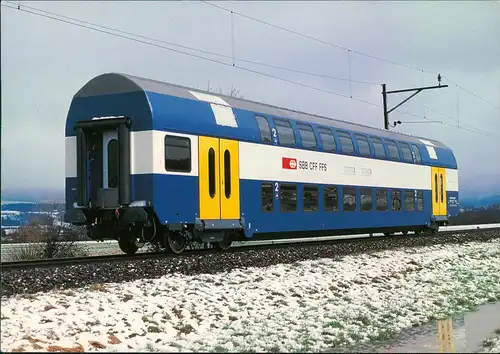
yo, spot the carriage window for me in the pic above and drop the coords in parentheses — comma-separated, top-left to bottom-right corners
(417, 191, 424, 211)
(376, 189, 388, 211)
(280, 184, 297, 212)
(391, 190, 402, 211)
(386, 141, 400, 161)
(274, 119, 296, 147)
(208, 148, 216, 198)
(371, 137, 387, 159)
(303, 186, 319, 212)
(400, 143, 413, 163)
(255, 115, 272, 144)
(324, 186, 339, 212)
(361, 188, 373, 212)
(224, 150, 231, 198)
(355, 135, 372, 157)
(107, 139, 119, 188)
(412, 145, 422, 164)
(343, 187, 356, 212)
(165, 135, 191, 172)
(261, 183, 274, 212)
(298, 124, 317, 149)
(318, 128, 337, 152)
(404, 191, 415, 211)
(338, 131, 354, 155)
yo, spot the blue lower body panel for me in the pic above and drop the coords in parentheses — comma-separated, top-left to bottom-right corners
(239, 179, 435, 238)
(65, 174, 456, 240)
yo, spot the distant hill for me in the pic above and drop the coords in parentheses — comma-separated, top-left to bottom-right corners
(460, 195, 500, 208)
(1, 188, 64, 203)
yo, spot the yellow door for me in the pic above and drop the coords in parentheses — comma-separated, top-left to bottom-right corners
(220, 139, 240, 219)
(199, 136, 220, 219)
(431, 167, 440, 216)
(439, 168, 447, 216)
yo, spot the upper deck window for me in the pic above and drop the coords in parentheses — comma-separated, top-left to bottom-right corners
(412, 145, 422, 164)
(371, 137, 387, 159)
(337, 131, 354, 155)
(255, 115, 272, 144)
(386, 140, 400, 161)
(355, 134, 372, 157)
(274, 119, 296, 147)
(297, 124, 317, 149)
(318, 127, 337, 152)
(400, 142, 413, 163)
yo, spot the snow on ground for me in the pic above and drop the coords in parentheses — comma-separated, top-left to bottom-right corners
(1, 239, 500, 353)
(480, 329, 500, 353)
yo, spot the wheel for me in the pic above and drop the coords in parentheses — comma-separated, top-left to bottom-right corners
(119, 237, 139, 255)
(401, 231, 408, 236)
(414, 230, 422, 236)
(166, 231, 187, 254)
(216, 237, 232, 251)
(431, 225, 439, 235)
(383, 232, 392, 237)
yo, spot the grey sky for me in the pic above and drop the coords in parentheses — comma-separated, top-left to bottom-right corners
(1, 1, 499, 198)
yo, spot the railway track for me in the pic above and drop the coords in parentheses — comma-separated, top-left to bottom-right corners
(2, 225, 499, 271)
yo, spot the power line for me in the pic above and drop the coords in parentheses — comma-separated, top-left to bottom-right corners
(443, 75, 500, 112)
(2, 2, 499, 140)
(0, 3, 380, 103)
(2, 1, 378, 86)
(202, 0, 500, 113)
(201, 0, 433, 73)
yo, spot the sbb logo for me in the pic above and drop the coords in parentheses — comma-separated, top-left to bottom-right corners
(282, 157, 297, 170)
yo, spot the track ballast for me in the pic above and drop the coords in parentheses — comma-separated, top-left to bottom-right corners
(1, 226, 498, 271)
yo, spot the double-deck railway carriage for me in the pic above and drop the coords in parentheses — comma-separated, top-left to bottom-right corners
(64, 73, 460, 255)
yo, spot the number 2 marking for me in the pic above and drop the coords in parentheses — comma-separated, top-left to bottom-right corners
(274, 182, 279, 192)
(272, 128, 277, 138)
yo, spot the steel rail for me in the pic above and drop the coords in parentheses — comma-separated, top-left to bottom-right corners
(1, 226, 499, 271)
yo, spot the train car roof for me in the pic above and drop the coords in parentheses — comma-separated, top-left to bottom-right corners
(73, 72, 450, 149)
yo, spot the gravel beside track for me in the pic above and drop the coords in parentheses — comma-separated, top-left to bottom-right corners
(1, 229, 499, 298)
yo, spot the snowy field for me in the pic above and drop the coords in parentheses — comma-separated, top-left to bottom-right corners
(481, 329, 500, 353)
(1, 239, 500, 353)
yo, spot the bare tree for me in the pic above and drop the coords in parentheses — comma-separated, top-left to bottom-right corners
(7, 223, 88, 260)
(6, 199, 89, 260)
(207, 81, 244, 99)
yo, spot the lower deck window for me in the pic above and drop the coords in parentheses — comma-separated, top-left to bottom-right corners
(324, 186, 339, 212)
(404, 191, 415, 211)
(361, 188, 373, 212)
(261, 183, 274, 212)
(280, 184, 297, 212)
(343, 187, 356, 212)
(417, 191, 424, 211)
(303, 186, 319, 212)
(392, 190, 402, 211)
(376, 189, 388, 211)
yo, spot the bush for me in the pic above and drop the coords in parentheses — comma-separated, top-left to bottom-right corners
(7, 223, 89, 261)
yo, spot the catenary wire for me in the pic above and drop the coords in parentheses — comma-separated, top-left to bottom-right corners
(2, 1, 379, 86)
(2, 2, 499, 140)
(201, 0, 500, 113)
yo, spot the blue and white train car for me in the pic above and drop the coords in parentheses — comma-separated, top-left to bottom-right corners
(64, 73, 460, 254)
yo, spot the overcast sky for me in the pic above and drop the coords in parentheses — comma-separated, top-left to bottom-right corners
(1, 1, 499, 198)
